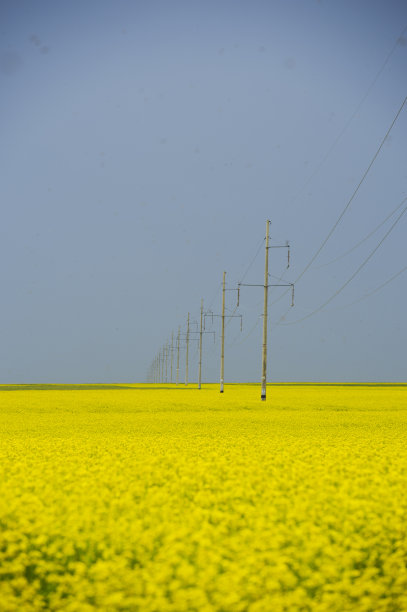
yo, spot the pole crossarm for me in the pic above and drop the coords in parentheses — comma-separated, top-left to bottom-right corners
(180, 331, 210, 339)
(204, 312, 242, 331)
(267, 242, 290, 268)
(178, 339, 199, 346)
(239, 281, 295, 307)
(223, 286, 240, 306)
(269, 283, 293, 287)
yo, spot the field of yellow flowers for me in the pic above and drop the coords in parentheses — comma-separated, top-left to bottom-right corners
(0, 383, 406, 611)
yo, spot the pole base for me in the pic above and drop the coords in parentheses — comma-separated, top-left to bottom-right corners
(261, 394, 266, 401)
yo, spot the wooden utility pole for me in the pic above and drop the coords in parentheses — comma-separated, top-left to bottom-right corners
(176, 326, 180, 385)
(220, 271, 226, 393)
(170, 331, 174, 383)
(198, 298, 203, 389)
(165, 341, 168, 383)
(261, 220, 270, 401)
(185, 312, 190, 386)
(203, 273, 240, 394)
(238, 222, 293, 400)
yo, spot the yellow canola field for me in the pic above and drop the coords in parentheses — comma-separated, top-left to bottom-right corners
(0, 383, 407, 611)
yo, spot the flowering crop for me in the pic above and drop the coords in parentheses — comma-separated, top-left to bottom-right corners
(0, 383, 406, 611)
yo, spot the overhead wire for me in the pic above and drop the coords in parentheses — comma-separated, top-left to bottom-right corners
(207, 281, 222, 311)
(333, 265, 407, 310)
(228, 251, 291, 347)
(226, 315, 262, 348)
(272, 93, 407, 309)
(270, 30, 407, 312)
(295, 94, 407, 283)
(224, 236, 265, 328)
(238, 236, 266, 285)
(150, 26, 407, 376)
(278, 202, 407, 326)
(314, 195, 407, 269)
(286, 24, 407, 209)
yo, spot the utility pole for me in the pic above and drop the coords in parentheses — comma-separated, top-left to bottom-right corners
(261, 220, 270, 401)
(176, 326, 180, 385)
(161, 348, 164, 383)
(185, 312, 190, 386)
(220, 271, 226, 393)
(164, 341, 168, 383)
(170, 331, 174, 383)
(198, 299, 203, 389)
(203, 274, 241, 393)
(238, 221, 293, 400)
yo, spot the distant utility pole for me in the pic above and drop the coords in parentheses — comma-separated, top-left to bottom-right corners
(220, 271, 226, 393)
(165, 341, 168, 383)
(238, 220, 294, 401)
(176, 326, 180, 385)
(185, 312, 190, 386)
(203, 272, 241, 393)
(261, 220, 270, 401)
(198, 299, 203, 389)
(170, 331, 174, 383)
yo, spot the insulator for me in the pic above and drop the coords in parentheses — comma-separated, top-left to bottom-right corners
(287, 248, 290, 269)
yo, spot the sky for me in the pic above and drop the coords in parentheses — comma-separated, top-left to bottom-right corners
(1, 0, 406, 383)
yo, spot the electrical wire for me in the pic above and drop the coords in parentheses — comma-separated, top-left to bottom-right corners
(278, 203, 407, 326)
(223, 236, 265, 328)
(207, 281, 222, 311)
(272, 93, 407, 308)
(333, 264, 407, 310)
(226, 315, 262, 349)
(296, 95, 407, 282)
(286, 24, 407, 209)
(238, 236, 266, 285)
(314, 195, 407, 269)
(152, 32, 407, 376)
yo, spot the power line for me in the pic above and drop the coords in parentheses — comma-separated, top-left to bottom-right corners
(224, 236, 265, 328)
(286, 24, 407, 209)
(226, 315, 262, 349)
(314, 196, 407, 269)
(278, 203, 407, 326)
(296, 95, 407, 283)
(272, 93, 407, 309)
(333, 264, 407, 310)
(207, 281, 222, 311)
(238, 236, 266, 285)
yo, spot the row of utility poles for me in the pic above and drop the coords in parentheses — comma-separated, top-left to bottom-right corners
(147, 220, 294, 400)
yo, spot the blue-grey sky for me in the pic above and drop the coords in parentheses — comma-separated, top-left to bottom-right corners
(1, 0, 406, 383)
